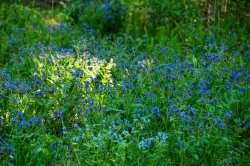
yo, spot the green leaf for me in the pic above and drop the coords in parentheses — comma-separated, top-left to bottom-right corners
(35, 147, 44, 153)
(194, 154, 199, 160)
(10, 133, 35, 139)
(106, 107, 123, 112)
(130, 104, 144, 107)
(222, 137, 229, 142)
(192, 55, 197, 67)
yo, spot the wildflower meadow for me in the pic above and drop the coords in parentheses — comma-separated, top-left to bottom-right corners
(0, 0, 250, 165)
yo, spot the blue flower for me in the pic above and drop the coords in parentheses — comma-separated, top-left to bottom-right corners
(243, 75, 250, 81)
(53, 110, 62, 120)
(146, 138, 153, 147)
(84, 80, 91, 88)
(151, 106, 160, 117)
(224, 111, 233, 118)
(189, 106, 196, 117)
(18, 112, 23, 120)
(142, 108, 148, 114)
(186, 126, 194, 131)
(138, 140, 145, 150)
(29, 117, 39, 124)
(72, 136, 79, 142)
(165, 84, 170, 90)
(177, 140, 186, 148)
(116, 135, 123, 142)
(156, 132, 168, 145)
(72, 68, 83, 77)
(181, 112, 191, 123)
(19, 121, 30, 127)
(12, 118, 18, 123)
(122, 130, 130, 136)
(87, 29, 95, 35)
(246, 122, 250, 128)
(203, 114, 210, 119)
(168, 105, 178, 116)
(198, 123, 203, 128)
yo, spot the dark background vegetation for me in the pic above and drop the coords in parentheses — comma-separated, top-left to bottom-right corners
(1, 0, 250, 36)
(1, 0, 249, 65)
(0, 0, 250, 165)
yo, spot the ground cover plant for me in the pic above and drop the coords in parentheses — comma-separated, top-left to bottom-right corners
(0, 0, 250, 165)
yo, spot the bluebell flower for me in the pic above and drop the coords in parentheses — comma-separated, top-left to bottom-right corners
(29, 117, 39, 124)
(213, 117, 226, 129)
(53, 110, 62, 120)
(142, 108, 148, 114)
(165, 84, 170, 90)
(85, 124, 90, 131)
(72, 68, 83, 77)
(0, 146, 6, 153)
(224, 111, 233, 118)
(72, 136, 79, 142)
(146, 138, 153, 147)
(62, 126, 67, 135)
(19, 83, 27, 94)
(186, 126, 194, 131)
(12, 118, 18, 123)
(181, 112, 191, 123)
(57, 72, 63, 77)
(124, 119, 131, 127)
(239, 88, 244, 92)
(230, 71, 240, 81)
(51, 143, 56, 149)
(109, 132, 116, 139)
(173, 92, 177, 98)
(122, 86, 126, 92)
(156, 132, 168, 145)
(116, 135, 123, 142)
(33, 88, 44, 96)
(151, 106, 160, 117)
(52, 85, 57, 92)
(166, 99, 174, 106)
(146, 92, 154, 100)
(19, 121, 30, 127)
(138, 140, 145, 150)
(189, 106, 196, 117)
(225, 79, 231, 89)
(177, 140, 186, 148)
(244, 75, 250, 81)
(18, 112, 24, 120)
(121, 130, 130, 137)
(213, 98, 219, 103)
(246, 122, 250, 128)
(60, 22, 64, 28)
(168, 105, 178, 116)
(136, 98, 142, 103)
(140, 116, 150, 123)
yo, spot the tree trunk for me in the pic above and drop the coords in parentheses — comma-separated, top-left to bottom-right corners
(205, 0, 212, 24)
(220, 0, 227, 21)
(221, 0, 228, 13)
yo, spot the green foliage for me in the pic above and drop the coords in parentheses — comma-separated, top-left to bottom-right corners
(64, 0, 128, 36)
(0, 0, 250, 165)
